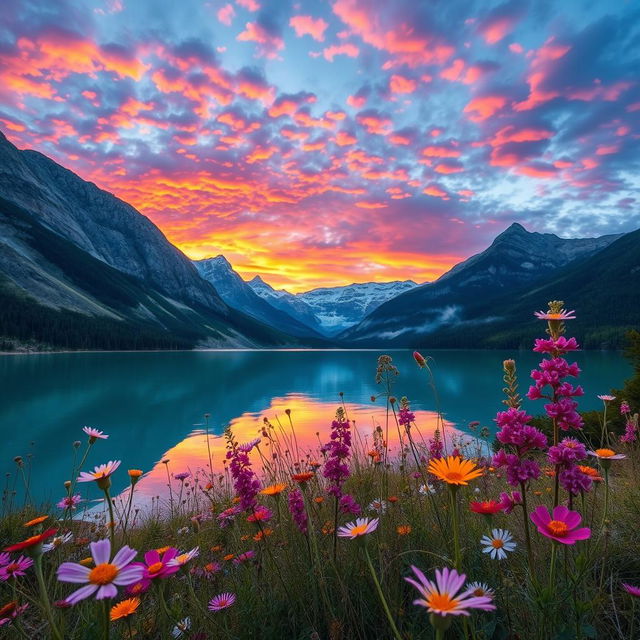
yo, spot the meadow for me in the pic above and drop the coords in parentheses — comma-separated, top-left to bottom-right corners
(1, 302, 639, 640)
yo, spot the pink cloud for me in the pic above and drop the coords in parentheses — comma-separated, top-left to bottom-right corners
(323, 43, 359, 61)
(389, 74, 417, 94)
(463, 95, 508, 121)
(441, 59, 465, 82)
(236, 0, 260, 10)
(290, 15, 329, 42)
(423, 184, 449, 199)
(421, 144, 461, 158)
(217, 4, 236, 26)
(237, 22, 284, 59)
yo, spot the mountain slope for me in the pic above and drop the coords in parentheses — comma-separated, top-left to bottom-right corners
(193, 257, 324, 339)
(341, 223, 623, 344)
(0, 132, 302, 349)
(247, 276, 323, 331)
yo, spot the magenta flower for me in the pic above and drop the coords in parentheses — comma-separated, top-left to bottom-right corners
(620, 401, 631, 415)
(558, 466, 593, 495)
(208, 592, 236, 611)
(83, 426, 108, 441)
(246, 505, 272, 523)
(57, 495, 83, 510)
(233, 550, 256, 564)
(534, 309, 575, 321)
(217, 506, 241, 528)
(623, 583, 640, 598)
(597, 394, 616, 402)
(226, 445, 261, 512)
(405, 566, 496, 616)
(547, 438, 587, 466)
(530, 505, 590, 545)
(288, 488, 308, 534)
(0, 556, 33, 580)
(0, 602, 28, 627)
(0, 552, 10, 566)
(533, 336, 579, 355)
(322, 410, 354, 497)
(57, 539, 143, 603)
(338, 493, 361, 514)
(237, 438, 261, 452)
(498, 491, 522, 514)
(133, 547, 180, 580)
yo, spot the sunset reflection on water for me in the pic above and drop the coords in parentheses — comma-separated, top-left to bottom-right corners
(107, 394, 461, 513)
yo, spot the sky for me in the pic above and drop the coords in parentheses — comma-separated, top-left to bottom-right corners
(1, 0, 639, 292)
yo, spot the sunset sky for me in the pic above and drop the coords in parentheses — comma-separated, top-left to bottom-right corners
(1, 0, 639, 291)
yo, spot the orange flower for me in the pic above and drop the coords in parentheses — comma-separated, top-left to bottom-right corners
(314, 496, 324, 504)
(428, 456, 483, 486)
(223, 554, 235, 562)
(322, 521, 335, 535)
(253, 528, 273, 542)
(260, 483, 287, 496)
(4, 528, 57, 553)
(231, 497, 241, 504)
(397, 525, 412, 536)
(388, 496, 399, 503)
(578, 466, 603, 482)
(23, 515, 48, 527)
(211, 545, 223, 552)
(110, 597, 140, 621)
(293, 472, 314, 484)
(240, 535, 250, 541)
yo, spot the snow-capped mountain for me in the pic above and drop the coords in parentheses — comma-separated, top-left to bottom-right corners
(341, 222, 623, 344)
(247, 276, 322, 331)
(193, 257, 323, 339)
(298, 281, 418, 335)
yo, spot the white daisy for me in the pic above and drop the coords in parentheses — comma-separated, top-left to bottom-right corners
(480, 528, 516, 560)
(368, 498, 387, 513)
(418, 483, 436, 495)
(43, 532, 73, 553)
(466, 581, 495, 598)
(172, 617, 191, 638)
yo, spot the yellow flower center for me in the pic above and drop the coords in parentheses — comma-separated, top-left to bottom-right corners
(427, 593, 459, 612)
(349, 524, 368, 537)
(547, 520, 569, 537)
(595, 448, 615, 458)
(491, 539, 504, 549)
(147, 562, 164, 575)
(89, 563, 118, 585)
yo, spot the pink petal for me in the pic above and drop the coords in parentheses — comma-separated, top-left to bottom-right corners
(95, 584, 118, 599)
(113, 566, 144, 586)
(564, 510, 582, 529)
(90, 539, 111, 566)
(66, 583, 99, 604)
(144, 549, 160, 566)
(113, 545, 137, 569)
(552, 505, 570, 522)
(57, 562, 91, 584)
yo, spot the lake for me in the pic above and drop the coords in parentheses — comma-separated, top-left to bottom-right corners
(0, 349, 631, 510)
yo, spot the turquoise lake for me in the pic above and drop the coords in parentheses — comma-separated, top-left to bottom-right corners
(0, 349, 631, 506)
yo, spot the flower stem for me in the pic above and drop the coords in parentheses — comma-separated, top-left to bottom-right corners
(34, 555, 63, 640)
(103, 488, 115, 545)
(364, 546, 404, 640)
(549, 543, 558, 591)
(103, 599, 110, 640)
(449, 486, 461, 571)
(519, 483, 534, 576)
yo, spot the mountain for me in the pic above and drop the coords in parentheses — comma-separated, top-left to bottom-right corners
(247, 276, 323, 332)
(0, 131, 300, 350)
(193, 256, 324, 339)
(297, 281, 419, 335)
(341, 223, 623, 345)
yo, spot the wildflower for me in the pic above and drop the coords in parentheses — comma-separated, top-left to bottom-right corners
(261, 483, 287, 496)
(0, 601, 28, 627)
(226, 438, 261, 512)
(134, 548, 180, 580)
(77, 460, 121, 489)
(587, 448, 626, 461)
(174, 472, 190, 481)
(293, 472, 315, 483)
(548, 438, 587, 466)
(233, 551, 255, 564)
(57, 495, 83, 510)
(469, 500, 502, 515)
(173, 617, 192, 638)
(577, 465, 603, 482)
(217, 505, 241, 528)
(288, 488, 308, 534)
(413, 351, 427, 368)
(493, 450, 541, 487)
(110, 597, 140, 621)
(388, 495, 399, 503)
(534, 309, 576, 321)
(428, 433, 444, 460)
(24, 515, 48, 527)
(43, 532, 74, 553)
(620, 401, 631, 414)
(0, 553, 9, 567)
(428, 456, 483, 486)
(0, 556, 33, 580)
(597, 395, 616, 402)
(126, 580, 151, 595)
(480, 529, 516, 560)
(247, 506, 273, 523)
(368, 498, 387, 513)
(559, 466, 593, 495)
(314, 496, 324, 504)
(620, 420, 637, 444)
(83, 427, 108, 442)
(405, 566, 496, 616)
(223, 554, 235, 562)
(338, 493, 361, 514)
(419, 483, 436, 495)
(167, 547, 200, 569)
(530, 505, 590, 545)
(466, 582, 495, 598)
(323, 407, 354, 497)
(208, 592, 236, 611)
(4, 528, 57, 554)
(533, 336, 579, 355)
(622, 584, 640, 598)
(253, 529, 273, 542)
(237, 438, 261, 452)
(397, 525, 412, 536)
(337, 517, 379, 539)
(57, 539, 143, 603)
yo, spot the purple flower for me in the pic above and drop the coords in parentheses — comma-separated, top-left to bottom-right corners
(338, 493, 361, 514)
(398, 408, 415, 426)
(498, 491, 522, 514)
(322, 411, 353, 497)
(57, 495, 83, 510)
(233, 551, 255, 565)
(493, 451, 541, 487)
(288, 489, 308, 534)
(548, 438, 587, 467)
(217, 506, 241, 528)
(174, 472, 190, 481)
(620, 421, 637, 444)
(428, 433, 444, 460)
(226, 446, 261, 512)
(559, 466, 593, 495)
(620, 401, 631, 415)
(57, 539, 143, 604)
(533, 336, 579, 355)
(0, 556, 33, 580)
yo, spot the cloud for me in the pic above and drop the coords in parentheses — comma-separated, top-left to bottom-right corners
(290, 15, 328, 41)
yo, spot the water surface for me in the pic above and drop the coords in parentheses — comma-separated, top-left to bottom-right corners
(0, 349, 630, 507)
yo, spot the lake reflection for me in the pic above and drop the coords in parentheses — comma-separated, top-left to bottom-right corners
(0, 349, 630, 507)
